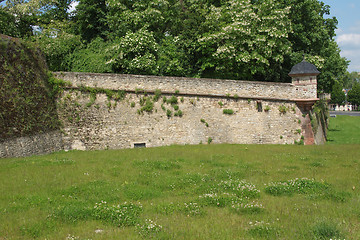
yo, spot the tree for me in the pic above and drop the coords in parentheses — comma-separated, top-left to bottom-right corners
(343, 71, 360, 89)
(3, 0, 349, 85)
(0, 6, 19, 37)
(106, 29, 159, 75)
(315, 40, 349, 93)
(330, 81, 345, 105)
(74, 0, 108, 42)
(276, 0, 348, 92)
(197, 0, 292, 81)
(31, 21, 82, 71)
(347, 82, 360, 110)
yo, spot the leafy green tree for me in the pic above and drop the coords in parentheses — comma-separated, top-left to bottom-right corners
(157, 35, 191, 77)
(315, 40, 349, 93)
(106, 29, 159, 75)
(106, 0, 168, 40)
(330, 81, 345, 105)
(69, 37, 112, 73)
(276, 0, 348, 92)
(74, 0, 108, 42)
(277, 0, 337, 54)
(40, 0, 74, 22)
(343, 71, 360, 89)
(347, 82, 360, 110)
(2, 0, 36, 37)
(31, 21, 82, 71)
(2, 0, 349, 85)
(0, 6, 19, 37)
(197, 0, 292, 81)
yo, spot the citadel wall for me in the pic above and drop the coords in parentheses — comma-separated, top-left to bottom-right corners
(55, 72, 317, 101)
(0, 72, 319, 158)
(0, 131, 63, 158)
(54, 72, 315, 151)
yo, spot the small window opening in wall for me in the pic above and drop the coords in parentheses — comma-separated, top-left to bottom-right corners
(256, 101, 262, 112)
(134, 143, 146, 148)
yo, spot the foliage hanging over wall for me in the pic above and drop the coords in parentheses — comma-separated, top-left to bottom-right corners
(0, 34, 61, 141)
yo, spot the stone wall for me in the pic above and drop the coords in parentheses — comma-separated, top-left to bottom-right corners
(1, 72, 319, 158)
(0, 131, 64, 158)
(57, 90, 305, 151)
(54, 72, 317, 101)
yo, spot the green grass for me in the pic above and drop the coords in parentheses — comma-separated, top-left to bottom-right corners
(327, 115, 360, 144)
(1, 144, 359, 239)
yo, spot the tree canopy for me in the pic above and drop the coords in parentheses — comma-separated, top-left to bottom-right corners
(0, 0, 350, 93)
(347, 82, 360, 109)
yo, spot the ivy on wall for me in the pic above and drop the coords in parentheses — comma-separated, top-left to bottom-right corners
(0, 35, 61, 141)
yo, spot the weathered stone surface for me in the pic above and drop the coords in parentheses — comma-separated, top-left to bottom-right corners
(0, 131, 64, 158)
(54, 72, 317, 100)
(1, 71, 322, 158)
(57, 91, 305, 151)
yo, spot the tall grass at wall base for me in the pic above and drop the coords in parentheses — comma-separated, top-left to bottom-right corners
(0, 143, 359, 239)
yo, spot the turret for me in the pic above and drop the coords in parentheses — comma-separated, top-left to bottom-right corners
(289, 59, 320, 111)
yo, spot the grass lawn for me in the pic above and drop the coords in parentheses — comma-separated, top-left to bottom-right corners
(327, 115, 360, 144)
(1, 143, 359, 239)
(1, 115, 359, 239)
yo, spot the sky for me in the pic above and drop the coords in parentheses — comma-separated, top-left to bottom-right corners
(322, 0, 360, 72)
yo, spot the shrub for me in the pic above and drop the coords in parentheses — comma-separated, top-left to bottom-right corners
(218, 101, 223, 107)
(166, 109, 172, 118)
(278, 105, 288, 114)
(153, 89, 161, 102)
(223, 109, 234, 115)
(174, 110, 183, 117)
(167, 96, 178, 105)
(208, 137, 213, 144)
(264, 105, 270, 112)
(130, 102, 135, 108)
(139, 98, 154, 113)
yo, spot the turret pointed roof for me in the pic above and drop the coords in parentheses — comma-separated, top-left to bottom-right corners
(289, 59, 320, 77)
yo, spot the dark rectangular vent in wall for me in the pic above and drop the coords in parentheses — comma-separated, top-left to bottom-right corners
(134, 143, 146, 148)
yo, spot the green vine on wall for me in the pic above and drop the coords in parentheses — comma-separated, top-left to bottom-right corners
(0, 36, 63, 141)
(310, 100, 329, 136)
